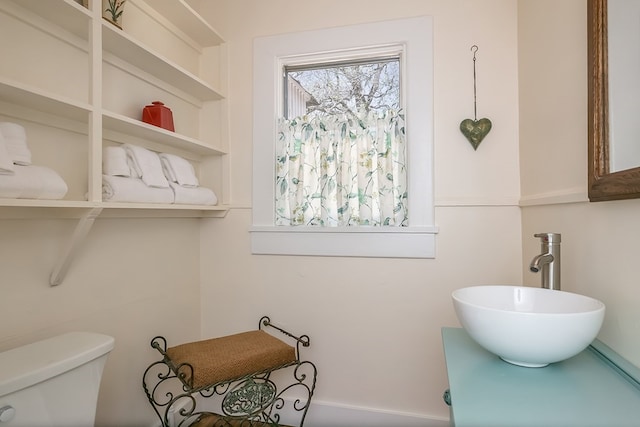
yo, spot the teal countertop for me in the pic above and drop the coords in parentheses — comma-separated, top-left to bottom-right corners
(442, 327, 640, 427)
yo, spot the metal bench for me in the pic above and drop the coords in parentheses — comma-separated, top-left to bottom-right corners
(143, 317, 317, 427)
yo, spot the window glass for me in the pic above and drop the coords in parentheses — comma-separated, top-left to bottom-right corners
(284, 58, 400, 119)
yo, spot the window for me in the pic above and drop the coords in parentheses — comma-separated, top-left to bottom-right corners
(278, 56, 407, 227)
(252, 17, 437, 258)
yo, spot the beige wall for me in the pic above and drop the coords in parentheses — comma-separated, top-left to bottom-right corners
(0, 218, 202, 426)
(198, 0, 522, 422)
(518, 0, 588, 200)
(519, 0, 640, 368)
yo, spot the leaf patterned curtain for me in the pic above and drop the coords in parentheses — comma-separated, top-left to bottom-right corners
(275, 110, 408, 226)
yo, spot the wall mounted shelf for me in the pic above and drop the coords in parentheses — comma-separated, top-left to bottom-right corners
(102, 112, 226, 156)
(0, 0, 229, 216)
(102, 25, 224, 102)
(0, 78, 92, 123)
(6, 0, 91, 40)
(141, 0, 224, 46)
(0, 0, 231, 284)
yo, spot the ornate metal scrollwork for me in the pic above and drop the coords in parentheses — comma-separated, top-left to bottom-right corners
(222, 378, 277, 417)
(143, 318, 317, 427)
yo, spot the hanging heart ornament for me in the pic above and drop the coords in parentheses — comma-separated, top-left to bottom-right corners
(461, 46, 492, 151)
(460, 118, 492, 151)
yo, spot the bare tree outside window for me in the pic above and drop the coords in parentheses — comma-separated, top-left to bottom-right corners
(285, 58, 400, 119)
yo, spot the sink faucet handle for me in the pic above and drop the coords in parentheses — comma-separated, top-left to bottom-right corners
(534, 233, 561, 244)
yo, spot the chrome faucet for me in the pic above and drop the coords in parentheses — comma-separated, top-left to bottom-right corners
(530, 233, 561, 290)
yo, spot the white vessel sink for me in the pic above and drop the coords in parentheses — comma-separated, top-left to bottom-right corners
(452, 285, 605, 367)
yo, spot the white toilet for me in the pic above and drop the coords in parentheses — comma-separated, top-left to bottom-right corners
(0, 332, 114, 426)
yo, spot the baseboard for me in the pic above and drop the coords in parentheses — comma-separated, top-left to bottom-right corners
(148, 398, 451, 427)
(304, 400, 450, 427)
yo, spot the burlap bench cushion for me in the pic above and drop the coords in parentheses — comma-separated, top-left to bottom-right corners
(165, 330, 296, 390)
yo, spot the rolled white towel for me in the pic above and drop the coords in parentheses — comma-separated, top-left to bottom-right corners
(103, 146, 131, 177)
(0, 132, 15, 175)
(122, 144, 168, 188)
(0, 122, 31, 165)
(0, 165, 68, 200)
(102, 175, 174, 204)
(169, 181, 217, 205)
(159, 153, 199, 187)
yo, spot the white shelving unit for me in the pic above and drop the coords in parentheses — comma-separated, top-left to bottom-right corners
(0, 0, 230, 284)
(0, 0, 229, 218)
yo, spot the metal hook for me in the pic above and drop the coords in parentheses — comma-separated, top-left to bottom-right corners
(471, 45, 478, 60)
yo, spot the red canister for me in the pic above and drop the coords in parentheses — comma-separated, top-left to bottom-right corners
(142, 101, 175, 132)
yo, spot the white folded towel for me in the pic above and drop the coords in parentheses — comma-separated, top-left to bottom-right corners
(169, 181, 218, 205)
(0, 165, 68, 199)
(127, 155, 141, 179)
(159, 153, 199, 187)
(102, 175, 174, 204)
(122, 144, 168, 188)
(0, 122, 31, 165)
(103, 146, 131, 177)
(0, 132, 15, 175)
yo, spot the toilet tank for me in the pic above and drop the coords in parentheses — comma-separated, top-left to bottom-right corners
(0, 332, 115, 426)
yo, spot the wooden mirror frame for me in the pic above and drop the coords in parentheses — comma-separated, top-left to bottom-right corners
(588, 0, 640, 201)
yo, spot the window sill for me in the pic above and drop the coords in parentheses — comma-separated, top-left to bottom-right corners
(250, 226, 438, 258)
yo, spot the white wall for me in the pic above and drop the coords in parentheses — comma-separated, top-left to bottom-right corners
(0, 218, 202, 426)
(198, 0, 522, 422)
(519, 0, 640, 368)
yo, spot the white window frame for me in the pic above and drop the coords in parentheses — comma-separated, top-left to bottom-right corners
(251, 16, 437, 258)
